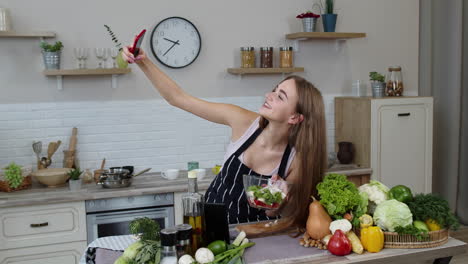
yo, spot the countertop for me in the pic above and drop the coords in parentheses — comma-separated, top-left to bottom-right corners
(0, 167, 372, 209)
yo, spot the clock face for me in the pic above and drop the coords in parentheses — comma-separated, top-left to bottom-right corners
(150, 17, 201, 69)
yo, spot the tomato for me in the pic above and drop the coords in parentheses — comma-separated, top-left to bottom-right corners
(207, 240, 227, 256)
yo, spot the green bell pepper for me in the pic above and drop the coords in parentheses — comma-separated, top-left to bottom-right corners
(388, 185, 413, 203)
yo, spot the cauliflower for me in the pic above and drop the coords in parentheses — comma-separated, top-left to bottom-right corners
(195, 248, 215, 264)
(358, 180, 390, 214)
(178, 254, 195, 264)
(329, 219, 352, 234)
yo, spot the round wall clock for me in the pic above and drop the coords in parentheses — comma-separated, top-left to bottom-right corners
(150, 17, 202, 69)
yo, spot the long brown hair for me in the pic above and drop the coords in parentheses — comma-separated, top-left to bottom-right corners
(260, 75, 327, 231)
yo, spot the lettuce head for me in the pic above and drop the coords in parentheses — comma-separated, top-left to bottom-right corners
(373, 199, 413, 232)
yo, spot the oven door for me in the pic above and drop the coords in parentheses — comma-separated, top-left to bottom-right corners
(86, 206, 174, 244)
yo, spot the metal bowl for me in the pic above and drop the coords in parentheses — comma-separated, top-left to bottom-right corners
(98, 178, 132, 188)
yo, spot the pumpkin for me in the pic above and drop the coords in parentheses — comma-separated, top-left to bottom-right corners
(306, 196, 332, 240)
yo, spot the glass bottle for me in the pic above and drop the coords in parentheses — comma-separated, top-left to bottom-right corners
(175, 224, 193, 258)
(182, 170, 205, 254)
(240, 47, 255, 68)
(260, 47, 273, 68)
(160, 228, 178, 264)
(279, 47, 293, 68)
(386, 66, 404, 96)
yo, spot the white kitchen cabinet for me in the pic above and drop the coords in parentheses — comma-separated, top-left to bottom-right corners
(0, 201, 87, 264)
(335, 97, 433, 194)
(0, 241, 86, 264)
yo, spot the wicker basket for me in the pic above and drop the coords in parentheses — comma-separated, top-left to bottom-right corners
(0, 175, 32, 192)
(383, 229, 449, 249)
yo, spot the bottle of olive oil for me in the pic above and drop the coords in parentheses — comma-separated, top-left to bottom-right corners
(182, 170, 205, 253)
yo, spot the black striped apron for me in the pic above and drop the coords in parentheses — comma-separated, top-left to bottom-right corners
(205, 127, 291, 224)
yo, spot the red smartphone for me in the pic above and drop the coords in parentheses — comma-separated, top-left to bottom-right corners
(129, 29, 146, 56)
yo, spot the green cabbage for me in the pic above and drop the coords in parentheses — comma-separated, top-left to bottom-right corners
(122, 241, 143, 260)
(114, 256, 136, 264)
(373, 199, 413, 232)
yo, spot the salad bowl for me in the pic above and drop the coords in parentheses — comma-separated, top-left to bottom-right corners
(243, 174, 288, 210)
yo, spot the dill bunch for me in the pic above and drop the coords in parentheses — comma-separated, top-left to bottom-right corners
(129, 217, 161, 241)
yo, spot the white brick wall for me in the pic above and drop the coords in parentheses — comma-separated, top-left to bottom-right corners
(0, 95, 338, 172)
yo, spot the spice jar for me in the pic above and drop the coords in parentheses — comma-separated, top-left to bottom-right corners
(386, 66, 404, 96)
(279, 47, 293, 68)
(175, 224, 193, 258)
(260, 47, 273, 68)
(240, 47, 255, 68)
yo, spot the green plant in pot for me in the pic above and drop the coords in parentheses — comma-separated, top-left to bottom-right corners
(40, 41, 63, 69)
(68, 167, 83, 191)
(318, 0, 337, 32)
(369, 71, 386, 98)
(104, 24, 128, 68)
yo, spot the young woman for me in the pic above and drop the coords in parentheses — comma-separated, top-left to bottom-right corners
(122, 45, 327, 230)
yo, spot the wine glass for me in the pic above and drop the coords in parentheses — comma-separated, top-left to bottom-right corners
(95, 48, 105, 68)
(110, 48, 119, 68)
(102, 48, 109, 68)
(73, 48, 82, 69)
(79, 48, 89, 69)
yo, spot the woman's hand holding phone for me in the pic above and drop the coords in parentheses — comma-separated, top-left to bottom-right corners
(121, 45, 146, 64)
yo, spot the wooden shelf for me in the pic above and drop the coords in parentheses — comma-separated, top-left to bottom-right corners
(227, 67, 304, 75)
(43, 68, 131, 76)
(0, 31, 56, 38)
(285, 32, 366, 40)
(43, 68, 131, 90)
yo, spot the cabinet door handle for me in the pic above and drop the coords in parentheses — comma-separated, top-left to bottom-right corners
(398, 113, 411, 117)
(30, 222, 48, 228)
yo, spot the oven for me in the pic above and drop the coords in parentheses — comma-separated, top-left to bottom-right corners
(85, 193, 174, 244)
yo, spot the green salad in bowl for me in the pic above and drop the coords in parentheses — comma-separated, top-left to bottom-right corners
(243, 174, 288, 210)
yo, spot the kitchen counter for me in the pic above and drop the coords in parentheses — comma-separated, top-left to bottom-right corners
(0, 167, 371, 208)
(244, 235, 467, 264)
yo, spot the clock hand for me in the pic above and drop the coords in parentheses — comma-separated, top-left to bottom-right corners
(163, 40, 180, 56)
(163, 38, 180, 45)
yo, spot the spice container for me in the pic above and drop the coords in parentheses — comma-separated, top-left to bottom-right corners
(279, 47, 293, 68)
(160, 228, 178, 264)
(260, 47, 273, 68)
(175, 224, 193, 258)
(240, 47, 255, 68)
(386, 66, 404, 96)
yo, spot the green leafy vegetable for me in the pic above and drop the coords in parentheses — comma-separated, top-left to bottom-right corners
(316, 173, 363, 223)
(3, 162, 23, 188)
(129, 217, 160, 241)
(373, 200, 413, 232)
(394, 225, 429, 241)
(247, 185, 283, 205)
(407, 193, 459, 230)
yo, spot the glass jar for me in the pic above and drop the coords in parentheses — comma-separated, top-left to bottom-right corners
(240, 47, 255, 68)
(279, 47, 293, 68)
(175, 224, 193, 258)
(260, 47, 273, 68)
(160, 228, 178, 264)
(386, 66, 404, 96)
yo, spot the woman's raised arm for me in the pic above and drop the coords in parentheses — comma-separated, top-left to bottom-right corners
(121, 46, 258, 132)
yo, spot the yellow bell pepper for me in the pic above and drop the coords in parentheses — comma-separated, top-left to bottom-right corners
(360, 226, 384, 253)
(425, 219, 441, 231)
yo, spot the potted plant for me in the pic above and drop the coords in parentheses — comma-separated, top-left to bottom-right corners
(321, 0, 337, 32)
(68, 167, 83, 191)
(369, 71, 386, 98)
(40, 41, 63, 69)
(296, 11, 320, 32)
(104, 24, 128, 68)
